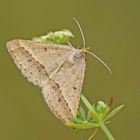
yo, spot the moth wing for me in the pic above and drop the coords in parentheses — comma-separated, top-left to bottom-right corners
(51, 53, 86, 117)
(42, 79, 74, 123)
(7, 39, 86, 124)
(6, 39, 73, 87)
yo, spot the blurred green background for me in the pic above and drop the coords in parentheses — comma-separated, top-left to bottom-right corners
(0, 0, 139, 140)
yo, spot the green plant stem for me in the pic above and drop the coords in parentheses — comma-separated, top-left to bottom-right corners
(81, 94, 99, 122)
(80, 94, 94, 112)
(100, 123, 115, 140)
(69, 122, 99, 129)
(88, 128, 98, 140)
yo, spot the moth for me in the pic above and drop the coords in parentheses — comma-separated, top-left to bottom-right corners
(6, 18, 111, 125)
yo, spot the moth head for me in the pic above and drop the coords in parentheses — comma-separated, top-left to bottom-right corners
(81, 47, 89, 54)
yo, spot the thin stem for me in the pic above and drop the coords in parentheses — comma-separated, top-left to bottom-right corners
(80, 94, 94, 112)
(81, 94, 99, 122)
(88, 128, 98, 140)
(100, 123, 115, 140)
(68, 122, 99, 129)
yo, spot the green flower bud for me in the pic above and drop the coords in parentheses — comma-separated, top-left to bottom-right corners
(96, 101, 107, 113)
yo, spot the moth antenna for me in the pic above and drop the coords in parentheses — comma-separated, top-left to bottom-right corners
(73, 18, 86, 48)
(72, 18, 112, 74)
(87, 51, 112, 74)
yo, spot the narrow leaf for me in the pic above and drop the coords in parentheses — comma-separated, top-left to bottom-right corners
(86, 111, 92, 121)
(81, 94, 94, 112)
(68, 122, 99, 130)
(105, 105, 124, 121)
(69, 117, 84, 124)
(88, 128, 98, 140)
(79, 106, 86, 120)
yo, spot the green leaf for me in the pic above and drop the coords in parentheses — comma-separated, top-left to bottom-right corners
(79, 106, 86, 120)
(105, 105, 124, 121)
(86, 111, 92, 121)
(80, 94, 94, 112)
(92, 103, 95, 110)
(68, 122, 99, 130)
(91, 111, 99, 122)
(88, 128, 99, 140)
(69, 117, 84, 124)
